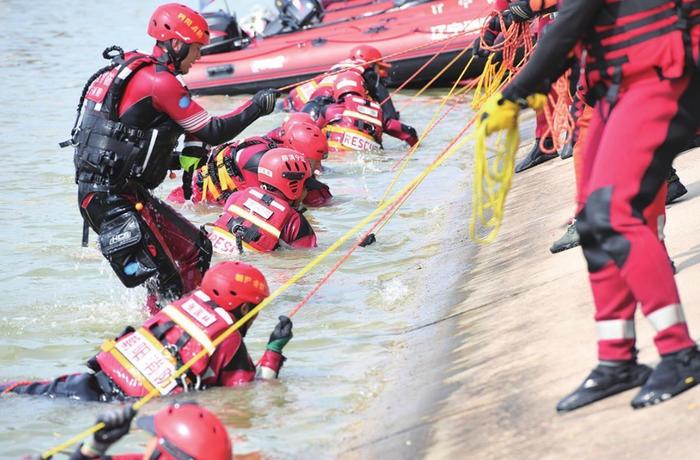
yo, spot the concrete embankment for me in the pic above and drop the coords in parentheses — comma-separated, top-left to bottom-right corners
(425, 146, 700, 459)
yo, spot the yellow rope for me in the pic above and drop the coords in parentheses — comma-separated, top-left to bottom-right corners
(379, 55, 476, 204)
(469, 123, 520, 244)
(41, 113, 478, 460)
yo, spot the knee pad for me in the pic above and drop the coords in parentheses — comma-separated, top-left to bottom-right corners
(585, 186, 631, 269)
(98, 210, 159, 287)
(575, 207, 611, 273)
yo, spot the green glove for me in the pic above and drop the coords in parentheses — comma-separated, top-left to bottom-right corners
(267, 315, 293, 353)
(179, 154, 201, 172)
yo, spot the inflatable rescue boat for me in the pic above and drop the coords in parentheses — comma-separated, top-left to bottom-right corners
(187, 0, 492, 95)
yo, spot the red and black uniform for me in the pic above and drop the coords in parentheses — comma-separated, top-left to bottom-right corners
(209, 186, 317, 254)
(0, 290, 284, 401)
(306, 95, 417, 149)
(504, 0, 700, 362)
(72, 46, 268, 302)
(168, 135, 332, 207)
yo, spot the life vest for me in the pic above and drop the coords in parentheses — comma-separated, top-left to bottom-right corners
(323, 96, 383, 152)
(72, 50, 183, 190)
(209, 187, 295, 253)
(288, 74, 339, 111)
(584, 0, 700, 104)
(197, 136, 276, 203)
(95, 289, 238, 397)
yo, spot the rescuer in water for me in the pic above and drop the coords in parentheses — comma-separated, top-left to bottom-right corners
(168, 116, 332, 207)
(66, 3, 279, 309)
(1, 262, 293, 401)
(67, 402, 233, 460)
(209, 148, 317, 254)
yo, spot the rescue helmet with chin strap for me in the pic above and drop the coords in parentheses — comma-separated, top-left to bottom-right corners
(148, 3, 210, 68)
(148, 3, 211, 45)
(137, 401, 232, 460)
(258, 148, 311, 201)
(350, 44, 391, 70)
(333, 71, 367, 101)
(281, 122, 329, 161)
(200, 261, 269, 319)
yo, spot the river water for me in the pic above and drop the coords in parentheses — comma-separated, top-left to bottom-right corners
(0, 1, 478, 458)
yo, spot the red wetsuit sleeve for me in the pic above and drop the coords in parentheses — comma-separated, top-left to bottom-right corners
(257, 349, 285, 378)
(281, 211, 317, 248)
(503, 0, 604, 101)
(207, 335, 257, 387)
(150, 72, 263, 145)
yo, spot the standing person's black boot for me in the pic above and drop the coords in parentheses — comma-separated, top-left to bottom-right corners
(666, 167, 688, 204)
(631, 346, 700, 409)
(556, 361, 652, 412)
(515, 137, 558, 173)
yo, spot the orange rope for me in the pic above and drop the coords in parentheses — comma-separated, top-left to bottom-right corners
(539, 70, 575, 154)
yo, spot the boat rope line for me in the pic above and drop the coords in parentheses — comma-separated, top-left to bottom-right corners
(276, 26, 481, 92)
(380, 52, 476, 203)
(379, 31, 467, 107)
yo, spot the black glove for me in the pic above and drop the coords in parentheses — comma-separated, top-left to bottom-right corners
(87, 406, 136, 455)
(508, 1, 535, 22)
(253, 89, 280, 115)
(471, 38, 489, 58)
(267, 315, 293, 353)
(182, 169, 194, 200)
(403, 124, 418, 140)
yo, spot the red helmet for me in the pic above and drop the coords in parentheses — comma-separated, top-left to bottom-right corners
(258, 148, 311, 201)
(333, 71, 367, 101)
(350, 45, 391, 69)
(148, 3, 211, 45)
(281, 112, 317, 132)
(200, 262, 269, 315)
(281, 123, 329, 161)
(137, 402, 231, 460)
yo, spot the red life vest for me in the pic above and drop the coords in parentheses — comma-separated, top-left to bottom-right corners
(288, 73, 340, 111)
(585, 0, 700, 103)
(195, 136, 277, 204)
(323, 96, 383, 152)
(95, 290, 239, 397)
(209, 187, 295, 253)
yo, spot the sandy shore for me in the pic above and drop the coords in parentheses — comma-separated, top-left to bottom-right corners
(425, 145, 700, 459)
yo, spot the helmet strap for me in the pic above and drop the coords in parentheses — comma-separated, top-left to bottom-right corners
(163, 40, 191, 74)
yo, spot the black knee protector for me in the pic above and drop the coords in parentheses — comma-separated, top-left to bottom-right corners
(98, 210, 160, 287)
(583, 186, 631, 270)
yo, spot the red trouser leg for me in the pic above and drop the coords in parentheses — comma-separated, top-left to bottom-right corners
(141, 192, 212, 296)
(577, 74, 700, 361)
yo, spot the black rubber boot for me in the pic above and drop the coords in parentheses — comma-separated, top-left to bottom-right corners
(550, 222, 580, 254)
(515, 138, 558, 173)
(556, 362, 652, 413)
(631, 346, 700, 409)
(559, 139, 574, 160)
(666, 169, 688, 204)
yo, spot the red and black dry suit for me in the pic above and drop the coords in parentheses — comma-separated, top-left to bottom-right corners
(72, 46, 268, 302)
(503, 0, 700, 362)
(209, 186, 317, 254)
(304, 94, 418, 148)
(0, 289, 284, 401)
(168, 134, 332, 207)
